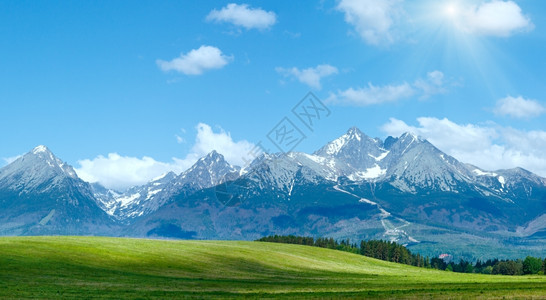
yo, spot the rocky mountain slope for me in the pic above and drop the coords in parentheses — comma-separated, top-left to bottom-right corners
(0, 146, 118, 235)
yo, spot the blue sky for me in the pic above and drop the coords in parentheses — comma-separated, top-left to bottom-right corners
(1, 0, 546, 189)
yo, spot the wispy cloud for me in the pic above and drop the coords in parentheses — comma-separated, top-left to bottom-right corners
(276, 64, 338, 90)
(206, 3, 276, 30)
(381, 117, 546, 177)
(75, 123, 254, 190)
(326, 70, 449, 106)
(413, 70, 447, 99)
(494, 96, 545, 119)
(175, 128, 187, 144)
(327, 82, 414, 106)
(157, 45, 232, 75)
(2, 154, 22, 166)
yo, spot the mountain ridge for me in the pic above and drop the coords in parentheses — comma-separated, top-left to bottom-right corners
(1, 129, 545, 259)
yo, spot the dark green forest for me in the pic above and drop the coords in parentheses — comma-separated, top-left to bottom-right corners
(257, 235, 546, 276)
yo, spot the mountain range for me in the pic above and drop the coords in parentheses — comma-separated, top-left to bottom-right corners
(1, 128, 544, 260)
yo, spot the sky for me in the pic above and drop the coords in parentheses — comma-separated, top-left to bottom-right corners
(1, 0, 546, 190)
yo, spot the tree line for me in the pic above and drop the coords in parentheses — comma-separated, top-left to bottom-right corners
(256, 235, 546, 275)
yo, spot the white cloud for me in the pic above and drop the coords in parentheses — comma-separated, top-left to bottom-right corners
(381, 117, 546, 177)
(336, 0, 403, 45)
(157, 45, 232, 75)
(494, 95, 545, 119)
(206, 3, 276, 30)
(451, 1, 533, 37)
(186, 123, 255, 166)
(327, 70, 449, 106)
(276, 64, 338, 89)
(75, 123, 255, 190)
(76, 154, 186, 191)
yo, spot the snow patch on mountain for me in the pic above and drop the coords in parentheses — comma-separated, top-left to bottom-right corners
(498, 176, 506, 188)
(369, 151, 389, 161)
(119, 193, 141, 207)
(333, 185, 417, 243)
(32, 145, 48, 154)
(473, 169, 498, 176)
(348, 165, 386, 181)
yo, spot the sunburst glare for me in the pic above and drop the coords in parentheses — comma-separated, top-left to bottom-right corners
(444, 2, 459, 18)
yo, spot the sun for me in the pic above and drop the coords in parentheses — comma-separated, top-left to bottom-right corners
(444, 2, 459, 18)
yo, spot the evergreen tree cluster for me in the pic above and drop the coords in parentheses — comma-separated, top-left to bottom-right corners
(257, 235, 426, 268)
(257, 235, 546, 276)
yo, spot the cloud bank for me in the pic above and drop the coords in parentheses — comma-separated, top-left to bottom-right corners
(75, 123, 254, 190)
(381, 117, 546, 177)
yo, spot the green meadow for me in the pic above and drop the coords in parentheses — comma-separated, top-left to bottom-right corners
(0, 236, 544, 299)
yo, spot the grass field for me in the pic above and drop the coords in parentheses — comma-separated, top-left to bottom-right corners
(0, 237, 544, 299)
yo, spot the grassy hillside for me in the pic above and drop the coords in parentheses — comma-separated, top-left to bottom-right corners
(0, 237, 544, 299)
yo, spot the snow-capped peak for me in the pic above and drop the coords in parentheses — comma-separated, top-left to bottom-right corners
(346, 126, 363, 141)
(177, 150, 241, 187)
(400, 132, 420, 142)
(314, 127, 387, 173)
(0, 145, 81, 193)
(315, 127, 369, 156)
(32, 145, 49, 154)
(195, 150, 226, 167)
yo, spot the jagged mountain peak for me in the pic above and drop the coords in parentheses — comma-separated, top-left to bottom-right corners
(189, 150, 235, 172)
(400, 131, 420, 140)
(383, 132, 424, 150)
(167, 150, 241, 198)
(314, 127, 386, 172)
(384, 132, 427, 156)
(315, 127, 382, 157)
(202, 150, 224, 162)
(346, 126, 363, 140)
(0, 145, 78, 189)
(0, 145, 118, 235)
(205, 149, 220, 157)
